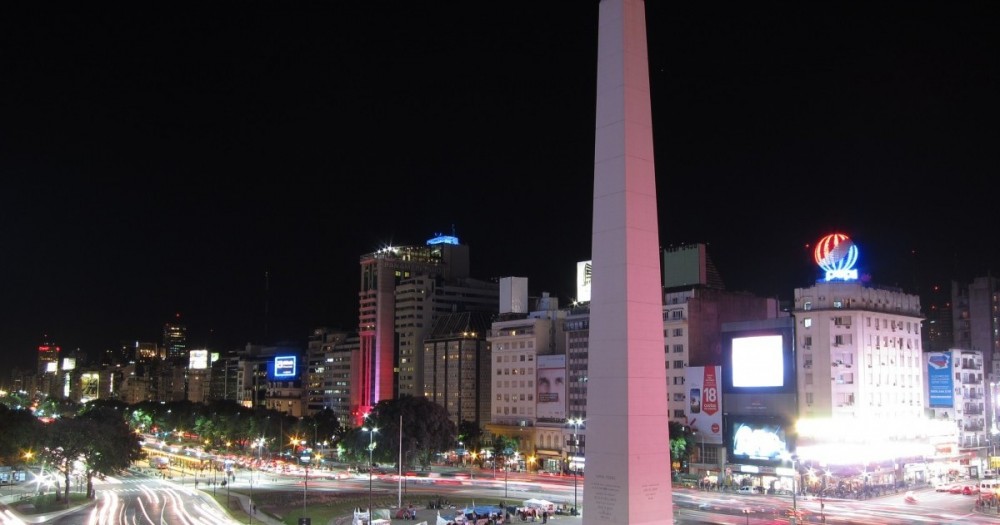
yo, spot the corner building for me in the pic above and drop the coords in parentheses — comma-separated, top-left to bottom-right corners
(793, 280, 933, 484)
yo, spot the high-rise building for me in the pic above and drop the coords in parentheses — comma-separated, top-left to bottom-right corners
(423, 310, 493, 427)
(924, 348, 988, 477)
(304, 328, 353, 416)
(354, 233, 498, 425)
(922, 283, 953, 354)
(952, 276, 1000, 381)
(37, 336, 60, 376)
(162, 315, 187, 360)
(396, 275, 498, 400)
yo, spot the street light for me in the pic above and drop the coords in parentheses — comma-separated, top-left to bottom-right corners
(569, 417, 584, 516)
(781, 452, 799, 525)
(302, 440, 309, 520)
(363, 426, 379, 519)
(742, 508, 750, 525)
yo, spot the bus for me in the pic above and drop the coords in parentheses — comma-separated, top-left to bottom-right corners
(152, 456, 170, 470)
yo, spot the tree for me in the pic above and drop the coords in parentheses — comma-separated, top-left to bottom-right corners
(0, 404, 42, 466)
(45, 407, 144, 500)
(668, 421, 695, 474)
(489, 435, 520, 471)
(457, 420, 484, 459)
(77, 406, 144, 498)
(365, 395, 456, 469)
(44, 417, 90, 501)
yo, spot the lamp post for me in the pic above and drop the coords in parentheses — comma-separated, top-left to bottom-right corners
(569, 417, 584, 516)
(397, 414, 403, 510)
(301, 438, 308, 520)
(504, 455, 509, 499)
(248, 463, 254, 525)
(363, 426, 378, 520)
(780, 452, 799, 525)
(742, 508, 750, 525)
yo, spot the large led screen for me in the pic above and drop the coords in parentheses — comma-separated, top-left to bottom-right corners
(727, 415, 792, 465)
(732, 335, 783, 387)
(722, 325, 795, 396)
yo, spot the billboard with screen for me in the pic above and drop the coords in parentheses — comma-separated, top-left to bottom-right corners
(723, 327, 795, 395)
(273, 355, 298, 378)
(726, 415, 793, 465)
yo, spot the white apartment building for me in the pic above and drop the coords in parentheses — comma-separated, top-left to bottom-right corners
(486, 294, 565, 471)
(664, 291, 694, 423)
(793, 281, 941, 484)
(794, 281, 924, 421)
(924, 348, 989, 477)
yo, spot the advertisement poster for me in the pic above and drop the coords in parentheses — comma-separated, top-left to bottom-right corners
(536, 354, 566, 420)
(685, 366, 723, 445)
(927, 352, 954, 408)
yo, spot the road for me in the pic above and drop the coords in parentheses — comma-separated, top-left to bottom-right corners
(2, 473, 243, 525)
(4, 464, 996, 525)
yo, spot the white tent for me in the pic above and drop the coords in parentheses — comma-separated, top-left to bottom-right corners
(522, 499, 555, 512)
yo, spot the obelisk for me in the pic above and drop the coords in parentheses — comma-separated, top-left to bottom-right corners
(583, 0, 674, 524)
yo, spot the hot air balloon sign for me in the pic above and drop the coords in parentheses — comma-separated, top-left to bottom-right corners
(814, 233, 859, 281)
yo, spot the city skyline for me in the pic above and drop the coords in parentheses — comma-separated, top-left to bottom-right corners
(2, 3, 997, 370)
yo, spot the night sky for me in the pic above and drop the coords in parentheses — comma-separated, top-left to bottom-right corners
(1, 3, 997, 370)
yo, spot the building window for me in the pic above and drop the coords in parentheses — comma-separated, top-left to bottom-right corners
(804, 318, 812, 328)
(673, 328, 683, 337)
(805, 392, 813, 405)
(673, 344, 684, 353)
(673, 360, 684, 369)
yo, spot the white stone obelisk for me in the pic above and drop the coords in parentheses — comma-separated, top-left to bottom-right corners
(583, 0, 674, 524)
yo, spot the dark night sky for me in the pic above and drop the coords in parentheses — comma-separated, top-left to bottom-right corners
(1, 3, 997, 370)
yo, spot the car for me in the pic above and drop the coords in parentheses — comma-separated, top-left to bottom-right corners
(935, 482, 953, 492)
(904, 490, 918, 503)
(962, 485, 979, 495)
(738, 486, 755, 494)
(949, 484, 965, 494)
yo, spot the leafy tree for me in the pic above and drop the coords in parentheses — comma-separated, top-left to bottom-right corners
(457, 420, 484, 456)
(44, 417, 91, 501)
(36, 397, 81, 419)
(77, 406, 144, 498)
(668, 421, 694, 473)
(309, 408, 342, 447)
(365, 395, 456, 469)
(0, 404, 42, 466)
(489, 435, 520, 471)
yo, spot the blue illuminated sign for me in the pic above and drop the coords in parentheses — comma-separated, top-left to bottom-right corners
(274, 355, 297, 378)
(927, 352, 953, 408)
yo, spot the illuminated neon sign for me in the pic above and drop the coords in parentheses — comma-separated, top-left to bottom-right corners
(814, 233, 859, 281)
(274, 355, 298, 378)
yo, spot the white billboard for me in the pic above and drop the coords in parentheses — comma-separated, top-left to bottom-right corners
(536, 354, 566, 421)
(684, 365, 723, 445)
(576, 260, 592, 303)
(189, 350, 209, 370)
